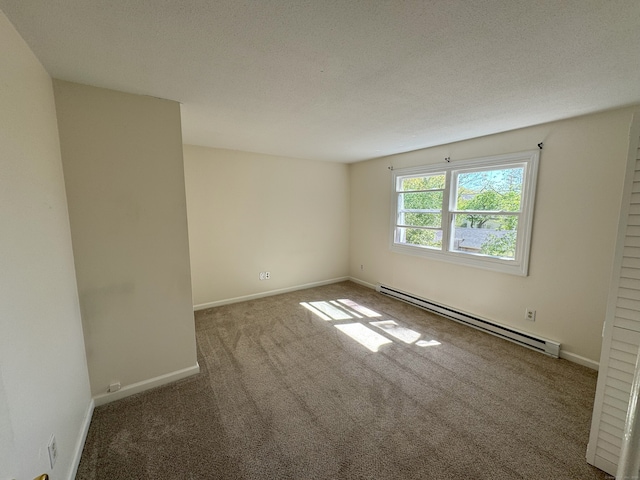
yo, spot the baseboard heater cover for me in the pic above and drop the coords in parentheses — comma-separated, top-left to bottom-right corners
(377, 284, 560, 357)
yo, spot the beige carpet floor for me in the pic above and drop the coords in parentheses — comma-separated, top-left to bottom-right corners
(76, 281, 611, 479)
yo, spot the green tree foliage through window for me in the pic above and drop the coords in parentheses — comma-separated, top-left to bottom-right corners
(480, 231, 517, 257)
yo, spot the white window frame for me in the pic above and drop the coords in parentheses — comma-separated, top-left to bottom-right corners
(390, 150, 539, 276)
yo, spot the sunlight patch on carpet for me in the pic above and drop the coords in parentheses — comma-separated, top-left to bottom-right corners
(301, 298, 441, 352)
(334, 323, 393, 352)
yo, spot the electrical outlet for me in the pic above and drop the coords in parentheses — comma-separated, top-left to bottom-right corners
(265, 271, 270, 280)
(48, 434, 57, 468)
(525, 308, 536, 322)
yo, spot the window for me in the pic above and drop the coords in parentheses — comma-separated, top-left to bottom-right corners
(391, 150, 539, 275)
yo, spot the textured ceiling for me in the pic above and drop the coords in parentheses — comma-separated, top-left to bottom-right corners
(1, 1, 639, 163)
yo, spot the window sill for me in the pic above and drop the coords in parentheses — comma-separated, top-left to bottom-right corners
(390, 243, 529, 276)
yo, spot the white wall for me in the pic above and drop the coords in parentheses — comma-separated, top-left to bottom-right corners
(349, 107, 638, 365)
(184, 145, 350, 307)
(0, 11, 92, 480)
(53, 81, 198, 399)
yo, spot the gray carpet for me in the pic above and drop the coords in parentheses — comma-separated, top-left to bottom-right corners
(76, 281, 611, 479)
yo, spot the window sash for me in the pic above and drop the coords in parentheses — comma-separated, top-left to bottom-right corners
(395, 172, 447, 250)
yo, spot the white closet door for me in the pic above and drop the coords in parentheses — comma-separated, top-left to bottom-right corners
(588, 115, 640, 476)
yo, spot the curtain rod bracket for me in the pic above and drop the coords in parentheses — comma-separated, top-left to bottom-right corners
(538, 142, 544, 150)
(445, 157, 451, 163)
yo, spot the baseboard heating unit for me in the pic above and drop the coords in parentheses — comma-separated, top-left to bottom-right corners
(377, 284, 560, 357)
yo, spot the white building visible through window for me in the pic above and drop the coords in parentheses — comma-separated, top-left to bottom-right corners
(391, 150, 539, 276)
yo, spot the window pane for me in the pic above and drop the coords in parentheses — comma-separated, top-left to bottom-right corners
(400, 212, 441, 228)
(456, 167, 523, 212)
(451, 215, 518, 259)
(399, 191, 443, 210)
(400, 174, 445, 191)
(397, 228, 442, 249)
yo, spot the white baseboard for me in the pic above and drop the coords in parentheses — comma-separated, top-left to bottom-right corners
(560, 350, 599, 371)
(193, 276, 350, 311)
(68, 398, 95, 480)
(348, 276, 377, 290)
(351, 277, 600, 370)
(92, 363, 200, 407)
